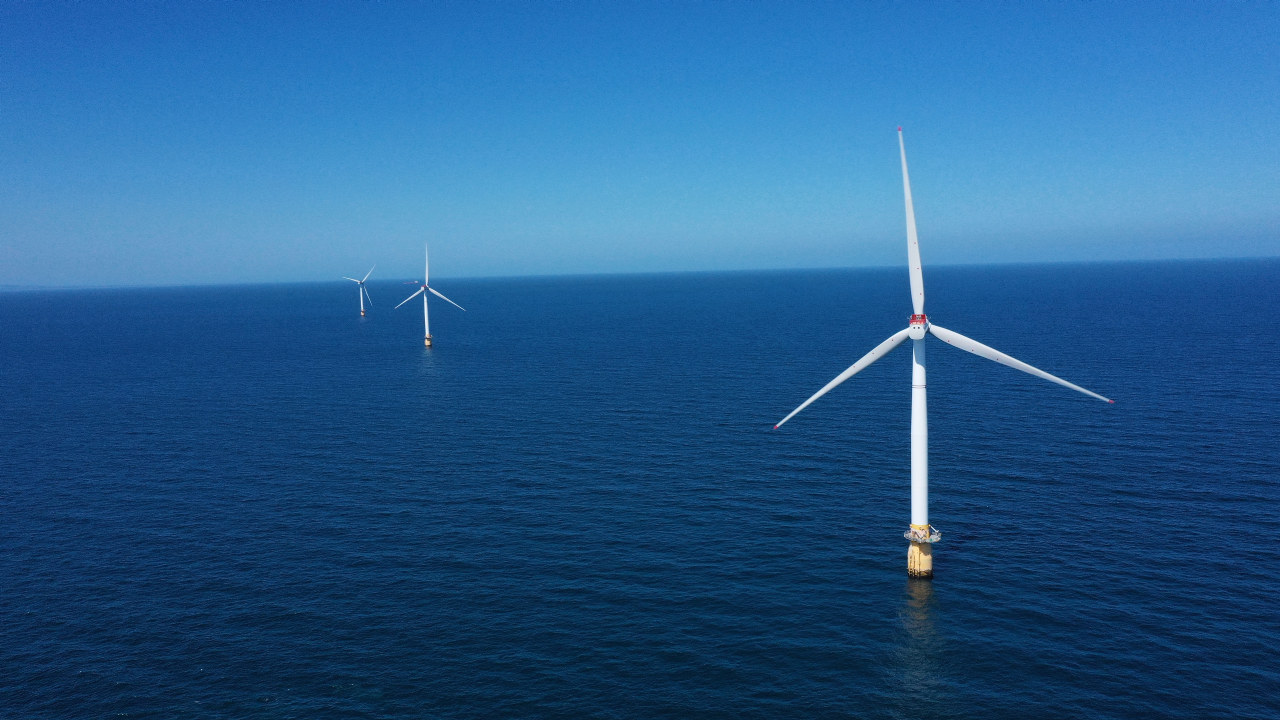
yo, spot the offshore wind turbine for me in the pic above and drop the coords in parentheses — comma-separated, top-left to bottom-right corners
(773, 128, 1113, 579)
(395, 244, 465, 346)
(342, 265, 375, 317)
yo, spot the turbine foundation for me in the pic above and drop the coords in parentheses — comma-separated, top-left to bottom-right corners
(424, 334, 433, 347)
(907, 542, 933, 578)
(905, 523, 940, 579)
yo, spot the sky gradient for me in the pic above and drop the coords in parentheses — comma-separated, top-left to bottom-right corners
(3, 2, 1277, 287)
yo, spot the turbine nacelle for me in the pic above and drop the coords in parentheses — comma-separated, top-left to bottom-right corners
(908, 313, 929, 340)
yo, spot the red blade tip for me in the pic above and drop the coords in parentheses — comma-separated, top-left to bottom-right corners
(772, 425, 779, 430)
(1108, 399, 1115, 404)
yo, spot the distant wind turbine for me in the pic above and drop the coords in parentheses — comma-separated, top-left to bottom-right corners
(343, 265, 375, 317)
(395, 245, 465, 346)
(773, 128, 1113, 579)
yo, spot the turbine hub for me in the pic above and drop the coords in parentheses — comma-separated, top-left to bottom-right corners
(909, 313, 928, 340)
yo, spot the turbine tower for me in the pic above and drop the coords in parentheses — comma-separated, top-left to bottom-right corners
(774, 128, 1113, 579)
(342, 265, 375, 317)
(396, 244, 465, 346)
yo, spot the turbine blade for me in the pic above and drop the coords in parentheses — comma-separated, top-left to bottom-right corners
(394, 287, 425, 309)
(774, 328, 911, 429)
(928, 324, 1113, 403)
(424, 244, 429, 286)
(427, 286, 465, 311)
(363, 286, 373, 307)
(343, 277, 360, 283)
(899, 127, 925, 315)
(361, 264, 376, 283)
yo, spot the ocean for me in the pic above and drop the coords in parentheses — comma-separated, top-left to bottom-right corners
(2, 259, 1277, 719)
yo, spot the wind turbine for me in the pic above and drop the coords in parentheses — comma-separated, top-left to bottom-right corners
(343, 265, 375, 317)
(395, 244, 465, 346)
(773, 128, 1113, 579)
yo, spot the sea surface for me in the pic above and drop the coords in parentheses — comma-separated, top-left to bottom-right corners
(2, 260, 1278, 719)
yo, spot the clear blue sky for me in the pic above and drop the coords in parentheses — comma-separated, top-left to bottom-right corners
(3, 2, 1277, 287)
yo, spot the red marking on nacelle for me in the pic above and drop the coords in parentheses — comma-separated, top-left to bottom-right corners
(910, 314, 928, 324)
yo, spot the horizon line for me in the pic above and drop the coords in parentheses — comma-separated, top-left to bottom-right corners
(3, 255, 1277, 293)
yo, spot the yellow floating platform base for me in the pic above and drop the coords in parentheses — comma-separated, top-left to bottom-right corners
(424, 334, 433, 347)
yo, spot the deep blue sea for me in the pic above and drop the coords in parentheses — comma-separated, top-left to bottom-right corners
(2, 260, 1278, 719)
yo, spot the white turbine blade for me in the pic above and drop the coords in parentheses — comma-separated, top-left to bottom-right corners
(427, 286, 465, 311)
(899, 127, 924, 315)
(424, 244, 430, 286)
(361, 264, 376, 283)
(395, 286, 425, 309)
(928, 324, 1113, 403)
(362, 285, 373, 307)
(774, 328, 911, 429)
(343, 276, 360, 283)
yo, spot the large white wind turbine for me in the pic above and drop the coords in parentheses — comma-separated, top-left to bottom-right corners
(395, 245, 465, 346)
(774, 128, 1113, 579)
(343, 265, 375, 317)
